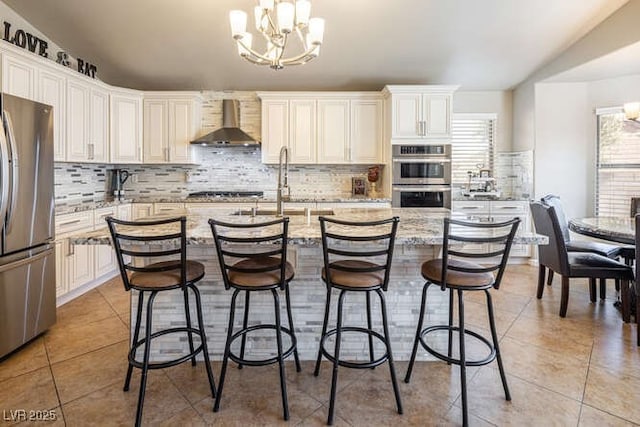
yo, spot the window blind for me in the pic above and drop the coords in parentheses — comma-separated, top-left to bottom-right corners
(596, 112, 640, 216)
(451, 116, 496, 185)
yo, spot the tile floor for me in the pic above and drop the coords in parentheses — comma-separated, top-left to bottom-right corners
(1, 264, 639, 426)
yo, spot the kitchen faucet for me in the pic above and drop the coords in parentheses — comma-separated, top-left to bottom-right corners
(277, 146, 290, 216)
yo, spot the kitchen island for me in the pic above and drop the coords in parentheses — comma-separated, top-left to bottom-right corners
(70, 206, 545, 362)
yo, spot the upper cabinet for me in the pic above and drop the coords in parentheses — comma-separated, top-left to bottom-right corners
(142, 92, 202, 164)
(111, 88, 143, 163)
(258, 92, 383, 165)
(383, 85, 459, 142)
(1, 52, 36, 100)
(66, 76, 110, 163)
(37, 64, 66, 161)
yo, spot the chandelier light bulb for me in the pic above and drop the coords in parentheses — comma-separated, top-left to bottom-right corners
(308, 17, 325, 45)
(260, 0, 275, 11)
(295, 0, 311, 26)
(624, 102, 640, 121)
(238, 33, 252, 56)
(277, 2, 295, 33)
(229, 10, 247, 39)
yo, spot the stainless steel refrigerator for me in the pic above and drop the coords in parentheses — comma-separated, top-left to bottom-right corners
(0, 93, 55, 359)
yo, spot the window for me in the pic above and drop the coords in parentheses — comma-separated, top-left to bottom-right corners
(451, 114, 496, 185)
(596, 108, 640, 216)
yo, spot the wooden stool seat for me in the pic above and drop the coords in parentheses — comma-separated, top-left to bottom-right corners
(228, 257, 295, 287)
(421, 258, 494, 288)
(129, 260, 205, 289)
(322, 260, 385, 288)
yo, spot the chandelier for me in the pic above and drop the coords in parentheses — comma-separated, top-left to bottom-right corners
(229, 0, 325, 70)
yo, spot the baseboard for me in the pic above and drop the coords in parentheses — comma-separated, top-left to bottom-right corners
(56, 270, 119, 307)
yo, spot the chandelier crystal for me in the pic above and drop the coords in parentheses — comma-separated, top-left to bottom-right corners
(229, 0, 325, 70)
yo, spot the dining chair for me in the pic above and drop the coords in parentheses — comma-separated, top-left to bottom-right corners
(529, 202, 634, 319)
(540, 194, 626, 299)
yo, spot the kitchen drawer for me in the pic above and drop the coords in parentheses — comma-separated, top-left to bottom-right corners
(55, 211, 94, 236)
(452, 200, 490, 215)
(153, 203, 185, 214)
(94, 206, 118, 229)
(490, 201, 528, 215)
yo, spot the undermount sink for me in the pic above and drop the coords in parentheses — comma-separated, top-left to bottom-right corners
(231, 208, 335, 216)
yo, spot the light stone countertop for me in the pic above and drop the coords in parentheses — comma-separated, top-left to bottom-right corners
(70, 207, 547, 247)
(55, 196, 391, 215)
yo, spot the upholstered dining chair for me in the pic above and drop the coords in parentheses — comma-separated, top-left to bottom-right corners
(540, 194, 627, 299)
(529, 202, 634, 319)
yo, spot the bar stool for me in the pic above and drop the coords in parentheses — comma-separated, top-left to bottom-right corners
(314, 216, 402, 425)
(209, 217, 300, 421)
(404, 217, 520, 427)
(106, 216, 216, 427)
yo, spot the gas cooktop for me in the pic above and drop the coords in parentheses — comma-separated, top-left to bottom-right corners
(187, 191, 264, 198)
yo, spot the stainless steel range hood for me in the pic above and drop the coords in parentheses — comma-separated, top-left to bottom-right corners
(191, 99, 259, 146)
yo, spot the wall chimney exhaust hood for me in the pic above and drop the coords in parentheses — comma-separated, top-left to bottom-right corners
(191, 99, 259, 146)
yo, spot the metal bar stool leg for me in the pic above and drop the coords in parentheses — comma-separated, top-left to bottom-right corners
(377, 289, 403, 415)
(285, 284, 301, 372)
(328, 290, 347, 425)
(272, 288, 290, 421)
(404, 282, 429, 383)
(447, 287, 454, 364)
(314, 287, 332, 377)
(214, 288, 240, 413)
(135, 291, 158, 427)
(183, 287, 196, 366)
(125, 290, 144, 392)
(485, 290, 510, 401)
(366, 291, 375, 368)
(457, 289, 469, 427)
(238, 291, 251, 370)
(190, 283, 217, 398)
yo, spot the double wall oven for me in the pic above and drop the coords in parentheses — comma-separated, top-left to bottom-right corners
(391, 144, 452, 208)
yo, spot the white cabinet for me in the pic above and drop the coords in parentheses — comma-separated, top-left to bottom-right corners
(317, 99, 350, 163)
(37, 66, 66, 161)
(289, 99, 316, 164)
(258, 92, 383, 164)
(1, 53, 36, 100)
(66, 77, 110, 163)
(132, 203, 154, 220)
(111, 89, 143, 163)
(350, 99, 382, 163)
(143, 93, 202, 164)
(153, 203, 185, 214)
(260, 99, 289, 163)
(452, 199, 531, 258)
(383, 85, 458, 141)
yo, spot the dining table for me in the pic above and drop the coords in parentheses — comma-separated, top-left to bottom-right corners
(568, 216, 635, 245)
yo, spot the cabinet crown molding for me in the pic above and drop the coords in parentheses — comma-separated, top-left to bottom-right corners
(382, 85, 460, 96)
(257, 91, 382, 100)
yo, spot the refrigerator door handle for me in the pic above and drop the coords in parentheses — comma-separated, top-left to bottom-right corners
(0, 116, 10, 235)
(3, 111, 19, 232)
(0, 246, 54, 274)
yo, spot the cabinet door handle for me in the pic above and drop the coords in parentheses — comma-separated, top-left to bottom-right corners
(497, 206, 519, 210)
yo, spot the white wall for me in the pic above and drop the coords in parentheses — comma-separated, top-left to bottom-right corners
(534, 82, 592, 218)
(0, 2, 64, 55)
(453, 91, 513, 152)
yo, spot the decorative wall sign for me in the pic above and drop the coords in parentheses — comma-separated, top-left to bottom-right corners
(2, 20, 98, 79)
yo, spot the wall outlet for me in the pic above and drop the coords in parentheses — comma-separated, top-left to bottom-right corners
(185, 171, 192, 183)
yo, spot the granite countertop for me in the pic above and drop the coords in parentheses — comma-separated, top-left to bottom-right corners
(56, 196, 391, 215)
(452, 195, 532, 202)
(69, 207, 547, 247)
